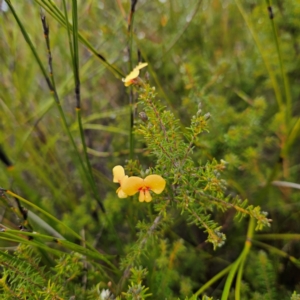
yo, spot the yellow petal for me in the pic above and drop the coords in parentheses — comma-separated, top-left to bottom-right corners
(120, 175, 129, 184)
(144, 175, 166, 194)
(117, 187, 128, 198)
(122, 176, 144, 196)
(113, 165, 125, 183)
(135, 62, 148, 70)
(144, 190, 152, 202)
(138, 190, 152, 202)
(122, 68, 140, 83)
(122, 63, 148, 86)
(139, 191, 145, 202)
(124, 80, 135, 87)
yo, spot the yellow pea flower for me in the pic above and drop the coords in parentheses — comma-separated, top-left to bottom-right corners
(122, 62, 148, 87)
(113, 165, 128, 198)
(122, 174, 166, 202)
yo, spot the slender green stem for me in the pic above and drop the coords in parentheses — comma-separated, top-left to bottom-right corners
(71, 0, 80, 103)
(283, 117, 300, 156)
(5, 190, 91, 250)
(234, 0, 283, 110)
(4, 189, 118, 269)
(33, 0, 123, 78)
(61, 0, 74, 65)
(20, 7, 123, 258)
(0, 229, 116, 271)
(69, 0, 105, 212)
(265, 1, 292, 123)
(76, 110, 105, 212)
(129, 96, 135, 160)
(67, 1, 122, 247)
(251, 239, 300, 267)
(192, 263, 232, 297)
(221, 218, 254, 300)
(6, 1, 50, 91)
(127, 1, 138, 159)
(235, 252, 246, 300)
(7, 0, 106, 212)
(256, 233, 300, 240)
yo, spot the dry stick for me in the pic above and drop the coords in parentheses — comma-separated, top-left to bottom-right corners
(40, 12, 54, 86)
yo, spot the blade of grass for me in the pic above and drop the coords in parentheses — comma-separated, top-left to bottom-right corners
(69, 0, 105, 212)
(265, 1, 292, 123)
(192, 263, 232, 297)
(34, 0, 123, 78)
(6, 1, 108, 215)
(255, 233, 300, 240)
(1, 229, 117, 272)
(234, 0, 283, 111)
(66, 1, 123, 250)
(251, 239, 300, 268)
(127, 0, 139, 159)
(3, 190, 102, 256)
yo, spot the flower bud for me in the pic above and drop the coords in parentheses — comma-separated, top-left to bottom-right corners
(139, 112, 148, 122)
(204, 112, 211, 120)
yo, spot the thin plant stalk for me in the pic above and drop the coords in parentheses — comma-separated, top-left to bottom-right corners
(265, 1, 292, 123)
(66, 1, 123, 250)
(192, 263, 232, 297)
(4, 190, 96, 253)
(69, 0, 105, 211)
(33, 0, 123, 78)
(221, 217, 254, 300)
(7, 1, 107, 213)
(251, 240, 300, 267)
(3, 189, 118, 271)
(235, 250, 246, 300)
(234, 0, 283, 110)
(127, 0, 138, 159)
(61, 0, 74, 66)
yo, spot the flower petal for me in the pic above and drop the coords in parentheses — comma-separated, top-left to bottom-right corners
(113, 165, 125, 183)
(122, 69, 140, 84)
(138, 190, 152, 202)
(144, 175, 166, 194)
(135, 62, 148, 70)
(124, 79, 136, 87)
(116, 187, 128, 198)
(122, 63, 148, 86)
(122, 176, 144, 196)
(144, 190, 152, 202)
(138, 191, 145, 202)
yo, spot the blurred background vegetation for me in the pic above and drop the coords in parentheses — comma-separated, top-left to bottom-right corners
(0, 0, 300, 299)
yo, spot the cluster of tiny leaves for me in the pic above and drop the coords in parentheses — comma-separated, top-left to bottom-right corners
(0, 244, 87, 299)
(133, 84, 271, 250)
(121, 267, 152, 300)
(0, 245, 65, 299)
